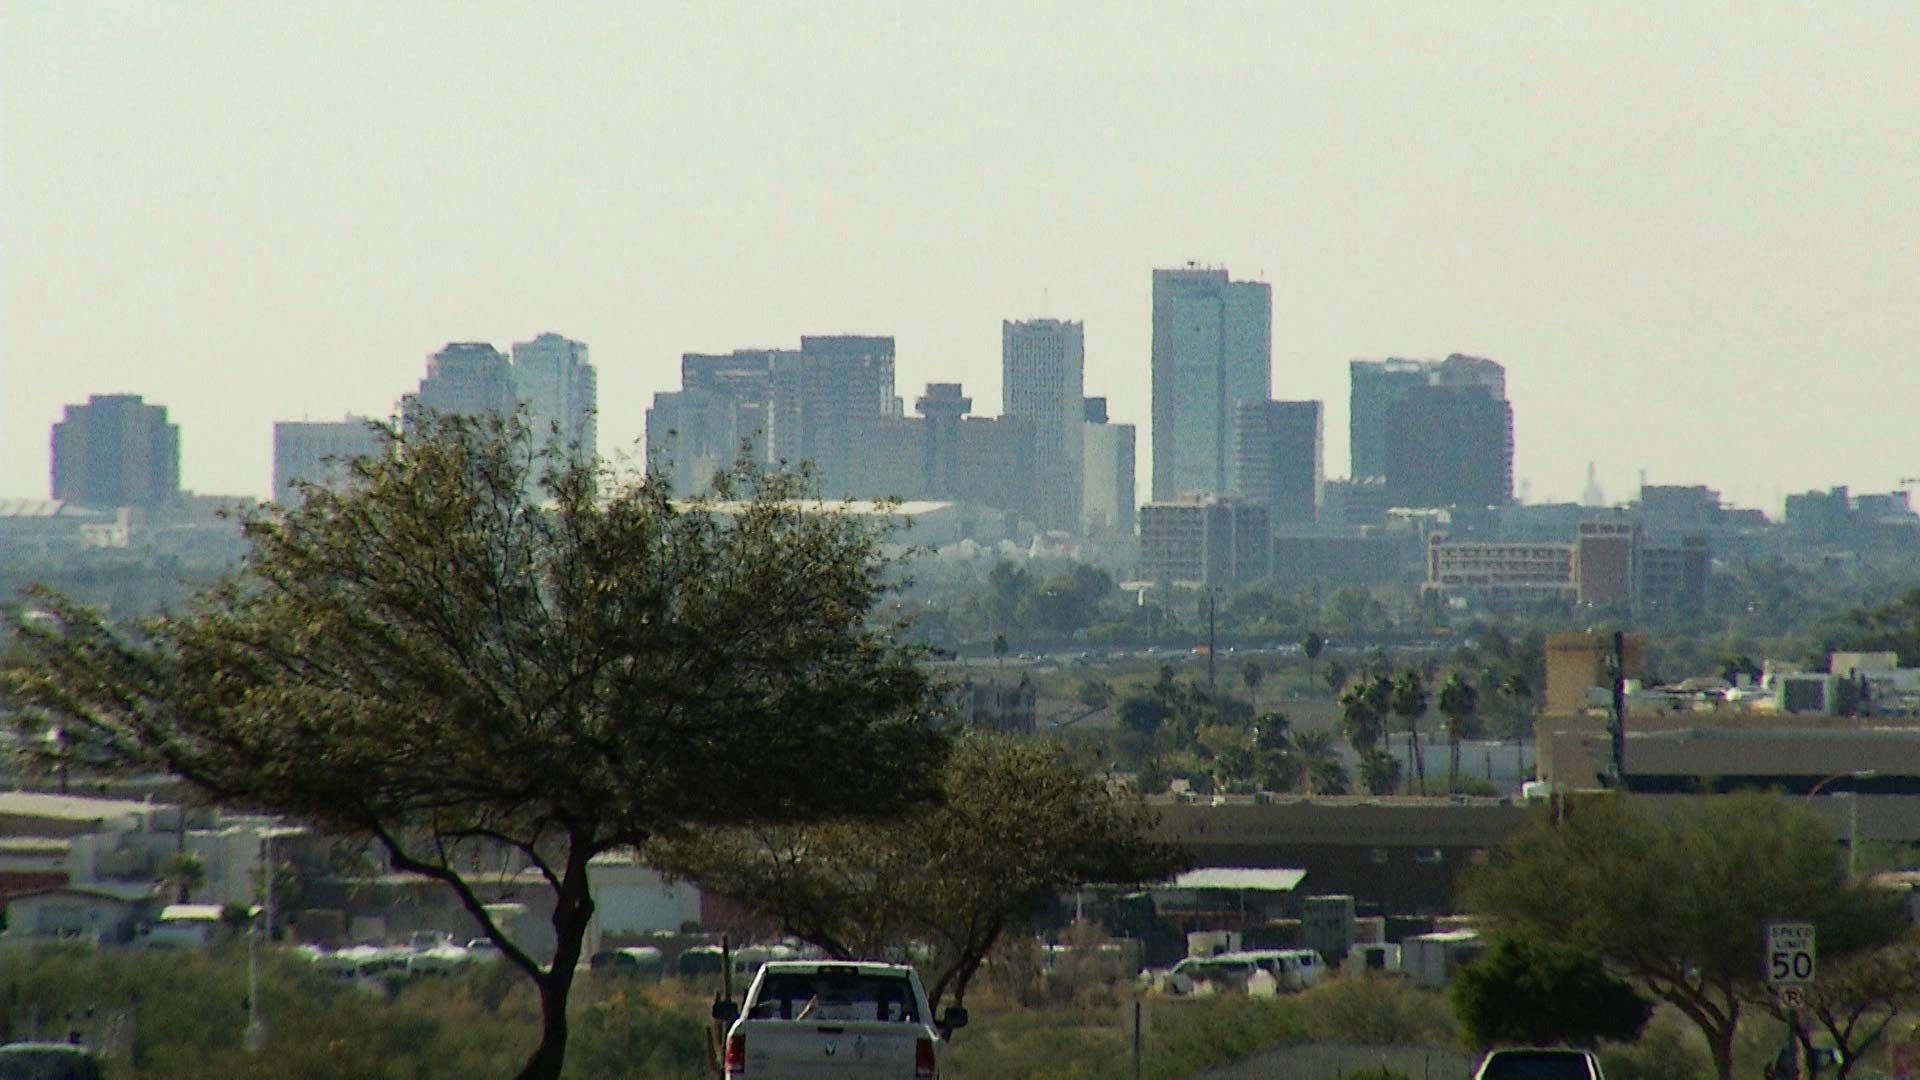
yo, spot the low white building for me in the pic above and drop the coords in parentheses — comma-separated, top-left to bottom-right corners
(2, 882, 157, 945)
(581, 856, 703, 955)
(1401, 930, 1483, 989)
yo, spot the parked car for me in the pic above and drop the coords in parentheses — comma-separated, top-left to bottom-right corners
(0, 1042, 105, 1080)
(1158, 949, 1326, 995)
(1472, 1048, 1605, 1080)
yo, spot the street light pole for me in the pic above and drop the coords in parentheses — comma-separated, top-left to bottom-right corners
(1848, 790, 1862, 884)
(1805, 769, 1877, 884)
(245, 829, 275, 1054)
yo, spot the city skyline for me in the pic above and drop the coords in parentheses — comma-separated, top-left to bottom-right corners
(6, 4, 1917, 511)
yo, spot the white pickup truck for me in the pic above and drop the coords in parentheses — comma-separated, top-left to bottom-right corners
(713, 960, 968, 1078)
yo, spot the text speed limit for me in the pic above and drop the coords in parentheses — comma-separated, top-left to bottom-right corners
(1767, 922, 1816, 985)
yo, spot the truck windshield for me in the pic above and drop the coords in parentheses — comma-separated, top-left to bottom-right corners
(1479, 1051, 1594, 1080)
(751, 970, 920, 1023)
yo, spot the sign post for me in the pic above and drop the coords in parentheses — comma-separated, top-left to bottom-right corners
(1766, 923, 1817, 1080)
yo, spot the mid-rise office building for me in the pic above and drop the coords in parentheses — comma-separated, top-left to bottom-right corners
(1322, 477, 1394, 530)
(1234, 400, 1323, 527)
(1424, 534, 1577, 606)
(50, 394, 180, 508)
(1003, 319, 1085, 531)
(1574, 521, 1637, 607)
(1151, 266, 1271, 500)
(1139, 495, 1270, 587)
(1081, 397, 1136, 538)
(1423, 522, 1706, 612)
(510, 333, 596, 463)
(272, 418, 385, 504)
(1639, 535, 1710, 613)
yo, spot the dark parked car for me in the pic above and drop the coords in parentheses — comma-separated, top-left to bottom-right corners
(1473, 1048, 1605, 1080)
(0, 1043, 105, 1080)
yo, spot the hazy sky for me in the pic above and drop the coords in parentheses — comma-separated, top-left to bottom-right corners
(5, 3, 1918, 511)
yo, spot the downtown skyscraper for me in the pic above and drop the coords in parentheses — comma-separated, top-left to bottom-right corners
(1002, 319, 1085, 532)
(511, 332, 596, 464)
(51, 394, 180, 508)
(1150, 266, 1271, 501)
(1349, 353, 1511, 508)
(397, 334, 598, 497)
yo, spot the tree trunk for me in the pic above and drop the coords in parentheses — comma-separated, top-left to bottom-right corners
(1709, 1019, 1737, 1080)
(1448, 727, 1461, 791)
(516, 976, 574, 1080)
(1408, 726, 1426, 794)
(513, 848, 597, 1080)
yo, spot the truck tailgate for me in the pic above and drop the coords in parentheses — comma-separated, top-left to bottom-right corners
(735, 1019, 923, 1077)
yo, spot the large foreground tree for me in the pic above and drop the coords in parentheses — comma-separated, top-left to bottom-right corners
(659, 734, 1188, 1016)
(2, 414, 949, 1080)
(1467, 793, 1906, 1080)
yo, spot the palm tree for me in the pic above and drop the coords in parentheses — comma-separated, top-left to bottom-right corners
(1322, 658, 1350, 701)
(1358, 750, 1401, 796)
(1390, 671, 1430, 795)
(1309, 757, 1351, 795)
(159, 851, 206, 904)
(1249, 712, 1299, 792)
(1293, 729, 1344, 795)
(1300, 631, 1327, 698)
(1241, 661, 1265, 715)
(1499, 672, 1536, 780)
(1339, 679, 1387, 756)
(1438, 672, 1481, 791)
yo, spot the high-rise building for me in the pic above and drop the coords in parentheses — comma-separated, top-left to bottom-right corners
(915, 384, 972, 500)
(1384, 384, 1514, 509)
(510, 333, 596, 463)
(272, 418, 385, 503)
(1350, 354, 1512, 509)
(648, 349, 777, 490)
(1234, 400, 1323, 527)
(403, 343, 516, 424)
(647, 336, 897, 497)
(1002, 319, 1085, 531)
(50, 394, 180, 508)
(1151, 266, 1271, 500)
(1082, 398, 1136, 538)
(769, 336, 898, 495)
(1348, 359, 1431, 482)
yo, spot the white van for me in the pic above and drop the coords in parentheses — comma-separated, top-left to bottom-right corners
(1163, 949, 1324, 994)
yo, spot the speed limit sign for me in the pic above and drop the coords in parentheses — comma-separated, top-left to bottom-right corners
(1767, 923, 1816, 985)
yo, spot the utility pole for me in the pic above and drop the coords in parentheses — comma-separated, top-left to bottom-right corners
(1207, 589, 1218, 693)
(1607, 630, 1628, 784)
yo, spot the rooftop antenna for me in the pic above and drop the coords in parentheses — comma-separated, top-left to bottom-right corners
(1582, 461, 1605, 508)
